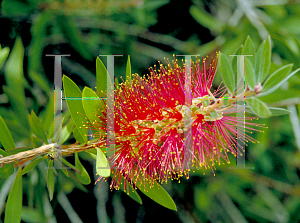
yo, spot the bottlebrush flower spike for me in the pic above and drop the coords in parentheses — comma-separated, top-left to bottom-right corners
(91, 55, 264, 191)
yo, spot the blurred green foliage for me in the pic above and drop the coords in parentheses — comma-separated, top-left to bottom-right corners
(0, 0, 300, 222)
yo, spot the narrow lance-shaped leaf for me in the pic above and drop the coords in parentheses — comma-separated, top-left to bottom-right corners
(246, 97, 271, 118)
(219, 52, 235, 94)
(245, 57, 256, 90)
(3, 37, 29, 129)
(61, 118, 74, 144)
(243, 36, 255, 65)
(61, 157, 81, 174)
(231, 45, 243, 77)
(29, 110, 50, 144)
(255, 40, 265, 83)
(63, 75, 87, 142)
(259, 64, 296, 97)
(119, 175, 142, 204)
(259, 36, 271, 83)
(96, 147, 110, 177)
(82, 87, 104, 122)
(0, 149, 14, 178)
(57, 15, 92, 60)
(47, 159, 55, 201)
(0, 115, 15, 150)
(73, 126, 85, 144)
(4, 175, 22, 223)
(96, 57, 113, 95)
(75, 153, 91, 185)
(126, 55, 132, 83)
(269, 107, 291, 116)
(137, 181, 177, 211)
(3, 86, 29, 130)
(18, 156, 47, 176)
(244, 106, 291, 116)
(0, 46, 10, 70)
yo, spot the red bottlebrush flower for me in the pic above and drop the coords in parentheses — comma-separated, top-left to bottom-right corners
(92, 55, 264, 191)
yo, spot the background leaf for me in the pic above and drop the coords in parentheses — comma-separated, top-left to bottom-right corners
(0, 46, 10, 69)
(0, 115, 15, 150)
(29, 110, 50, 144)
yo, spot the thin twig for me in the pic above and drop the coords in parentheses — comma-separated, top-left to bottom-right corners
(0, 140, 106, 166)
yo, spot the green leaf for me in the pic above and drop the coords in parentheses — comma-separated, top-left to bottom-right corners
(2, 0, 34, 16)
(29, 110, 50, 144)
(47, 159, 55, 201)
(96, 57, 112, 95)
(96, 147, 110, 177)
(115, 77, 119, 90)
(219, 52, 235, 94)
(61, 157, 81, 174)
(246, 97, 271, 118)
(57, 15, 92, 60)
(126, 55, 132, 83)
(63, 75, 87, 143)
(4, 175, 22, 223)
(73, 126, 85, 144)
(29, 71, 50, 93)
(3, 37, 29, 129)
(0, 115, 15, 150)
(269, 107, 291, 116)
(259, 65, 298, 97)
(245, 57, 256, 89)
(231, 45, 243, 77)
(258, 36, 271, 83)
(21, 207, 44, 223)
(18, 156, 47, 176)
(255, 40, 265, 83)
(75, 153, 91, 185)
(3, 86, 29, 130)
(0, 149, 14, 178)
(0, 46, 10, 70)
(4, 36, 25, 91)
(244, 106, 291, 116)
(189, 5, 223, 33)
(29, 11, 53, 75)
(62, 118, 74, 144)
(82, 87, 104, 123)
(298, 104, 300, 120)
(119, 175, 142, 204)
(137, 181, 177, 211)
(42, 93, 54, 132)
(243, 36, 255, 65)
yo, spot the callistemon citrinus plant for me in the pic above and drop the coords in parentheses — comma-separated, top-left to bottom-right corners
(91, 55, 264, 191)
